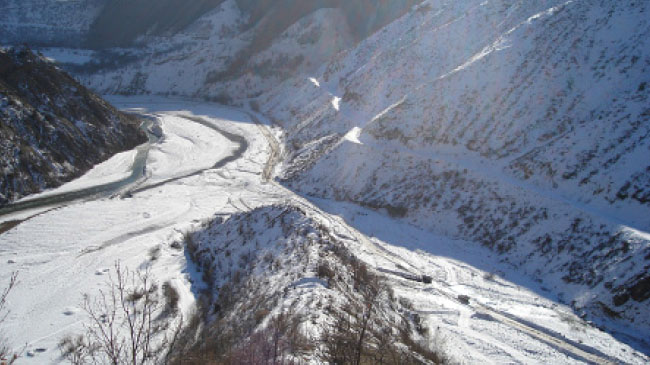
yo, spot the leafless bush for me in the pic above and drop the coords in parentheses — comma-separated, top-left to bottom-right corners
(249, 100, 260, 112)
(483, 271, 496, 281)
(183, 231, 198, 260)
(316, 261, 335, 282)
(0, 272, 18, 364)
(322, 258, 447, 364)
(223, 311, 311, 364)
(321, 262, 391, 364)
(58, 335, 94, 365)
(59, 262, 179, 365)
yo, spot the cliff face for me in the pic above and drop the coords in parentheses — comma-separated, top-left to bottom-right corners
(0, 47, 146, 205)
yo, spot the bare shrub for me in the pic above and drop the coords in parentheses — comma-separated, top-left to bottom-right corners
(223, 311, 311, 364)
(483, 271, 496, 281)
(322, 258, 447, 364)
(316, 261, 335, 282)
(254, 309, 270, 325)
(183, 231, 198, 260)
(59, 262, 176, 365)
(58, 335, 94, 365)
(148, 246, 161, 262)
(0, 272, 18, 364)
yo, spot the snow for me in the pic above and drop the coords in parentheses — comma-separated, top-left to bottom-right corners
(0, 97, 272, 364)
(1, 96, 647, 363)
(292, 195, 648, 364)
(257, 0, 650, 351)
(308, 77, 320, 88)
(144, 114, 236, 184)
(38, 48, 95, 65)
(1, 0, 649, 362)
(343, 127, 363, 144)
(24, 149, 138, 199)
(331, 96, 341, 111)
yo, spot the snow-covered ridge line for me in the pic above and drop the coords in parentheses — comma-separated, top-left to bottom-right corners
(251, 104, 647, 363)
(256, 0, 650, 353)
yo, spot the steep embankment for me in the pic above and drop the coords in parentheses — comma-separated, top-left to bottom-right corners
(256, 0, 650, 344)
(0, 47, 146, 205)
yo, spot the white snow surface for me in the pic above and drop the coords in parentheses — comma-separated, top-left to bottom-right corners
(0, 97, 271, 364)
(144, 114, 236, 183)
(0, 0, 648, 362)
(0, 97, 648, 363)
(24, 149, 138, 200)
(257, 0, 650, 349)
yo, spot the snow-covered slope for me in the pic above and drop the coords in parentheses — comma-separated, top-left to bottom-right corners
(0, 0, 106, 47)
(255, 0, 650, 347)
(78, 1, 354, 101)
(2, 0, 649, 360)
(175, 204, 442, 363)
(0, 47, 146, 205)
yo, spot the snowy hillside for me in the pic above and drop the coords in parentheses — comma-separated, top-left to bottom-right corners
(23, 0, 418, 102)
(78, 1, 354, 101)
(0, 47, 145, 205)
(172, 204, 443, 363)
(255, 0, 650, 348)
(0, 0, 105, 47)
(1, 0, 649, 362)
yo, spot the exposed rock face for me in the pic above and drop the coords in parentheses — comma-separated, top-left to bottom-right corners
(0, 47, 146, 205)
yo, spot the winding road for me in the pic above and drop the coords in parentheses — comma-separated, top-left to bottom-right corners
(0, 119, 159, 219)
(0, 112, 248, 228)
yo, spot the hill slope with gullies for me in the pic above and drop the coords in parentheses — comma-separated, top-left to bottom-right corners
(1, 0, 649, 361)
(0, 47, 146, 205)
(255, 0, 650, 347)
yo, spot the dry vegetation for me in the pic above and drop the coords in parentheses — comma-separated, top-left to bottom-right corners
(168, 205, 448, 364)
(0, 272, 18, 364)
(59, 263, 183, 365)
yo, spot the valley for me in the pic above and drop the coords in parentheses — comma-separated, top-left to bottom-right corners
(1, 0, 649, 363)
(0, 97, 646, 363)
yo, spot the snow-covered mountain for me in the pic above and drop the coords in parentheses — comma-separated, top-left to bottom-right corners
(0, 47, 145, 205)
(3, 0, 419, 101)
(78, 2, 354, 101)
(2, 0, 649, 361)
(172, 204, 443, 363)
(0, 0, 105, 47)
(252, 0, 650, 346)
